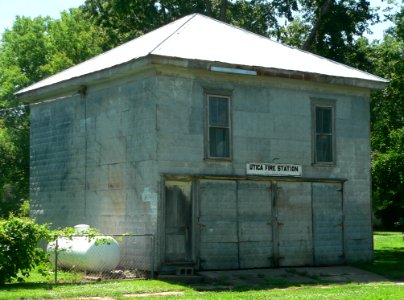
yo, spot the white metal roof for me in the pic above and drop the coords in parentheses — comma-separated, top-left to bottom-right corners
(17, 13, 387, 96)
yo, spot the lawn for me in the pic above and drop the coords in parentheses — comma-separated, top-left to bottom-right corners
(355, 231, 404, 280)
(1, 231, 404, 300)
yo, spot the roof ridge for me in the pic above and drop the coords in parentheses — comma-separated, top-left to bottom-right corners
(149, 13, 198, 54)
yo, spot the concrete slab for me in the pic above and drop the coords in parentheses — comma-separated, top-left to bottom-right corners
(198, 266, 388, 287)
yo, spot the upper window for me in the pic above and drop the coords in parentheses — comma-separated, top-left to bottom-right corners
(206, 93, 231, 159)
(313, 101, 335, 164)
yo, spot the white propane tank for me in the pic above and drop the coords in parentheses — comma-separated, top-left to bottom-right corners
(47, 224, 120, 272)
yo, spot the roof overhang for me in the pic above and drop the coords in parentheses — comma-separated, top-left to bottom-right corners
(16, 57, 153, 103)
(16, 54, 388, 103)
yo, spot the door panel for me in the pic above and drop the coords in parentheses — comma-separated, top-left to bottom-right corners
(312, 183, 344, 265)
(237, 181, 273, 268)
(199, 180, 238, 269)
(164, 181, 192, 262)
(276, 182, 313, 267)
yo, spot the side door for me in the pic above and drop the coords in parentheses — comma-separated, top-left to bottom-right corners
(164, 181, 192, 262)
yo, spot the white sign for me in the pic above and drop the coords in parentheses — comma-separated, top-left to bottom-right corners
(246, 163, 302, 177)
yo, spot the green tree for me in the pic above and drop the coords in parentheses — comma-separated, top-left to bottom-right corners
(0, 9, 105, 217)
(370, 7, 404, 229)
(81, 0, 301, 48)
(82, 0, 378, 64)
(277, 0, 379, 63)
(0, 216, 52, 284)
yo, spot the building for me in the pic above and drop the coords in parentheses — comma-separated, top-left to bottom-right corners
(16, 14, 387, 272)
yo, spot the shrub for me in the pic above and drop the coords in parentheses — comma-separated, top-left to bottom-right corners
(0, 216, 51, 284)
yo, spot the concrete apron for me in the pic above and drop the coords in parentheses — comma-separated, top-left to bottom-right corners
(198, 266, 388, 286)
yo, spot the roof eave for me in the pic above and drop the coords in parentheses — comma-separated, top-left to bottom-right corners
(17, 54, 388, 103)
(16, 57, 153, 103)
(149, 55, 389, 90)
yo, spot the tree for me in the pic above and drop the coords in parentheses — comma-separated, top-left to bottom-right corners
(81, 0, 378, 66)
(277, 0, 379, 64)
(368, 6, 404, 229)
(0, 9, 105, 217)
(339, 4, 404, 229)
(81, 0, 302, 48)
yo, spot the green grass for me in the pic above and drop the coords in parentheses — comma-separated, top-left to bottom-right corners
(355, 231, 404, 280)
(1, 231, 404, 299)
(2, 281, 404, 300)
(9, 263, 85, 284)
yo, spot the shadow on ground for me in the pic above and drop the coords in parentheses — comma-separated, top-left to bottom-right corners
(159, 266, 390, 291)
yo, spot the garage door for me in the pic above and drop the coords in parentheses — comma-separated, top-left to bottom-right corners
(238, 181, 274, 268)
(197, 179, 344, 270)
(198, 180, 274, 269)
(276, 182, 313, 266)
(198, 180, 238, 269)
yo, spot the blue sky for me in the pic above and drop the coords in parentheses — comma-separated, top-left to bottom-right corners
(0, 0, 397, 41)
(0, 0, 85, 35)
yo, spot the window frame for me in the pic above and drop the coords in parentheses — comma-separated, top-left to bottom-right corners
(312, 99, 336, 166)
(204, 90, 232, 161)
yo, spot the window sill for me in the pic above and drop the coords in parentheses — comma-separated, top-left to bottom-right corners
(312, 162, 336, 167)
(205, 157, 232, 163)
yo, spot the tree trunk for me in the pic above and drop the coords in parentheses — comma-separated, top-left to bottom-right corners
(204, 0, 213, 17)
(219, 0, 228, 22)
(302, 0, 334, 51)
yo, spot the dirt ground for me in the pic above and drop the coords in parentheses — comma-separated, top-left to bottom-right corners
(197, 266, 389, 288)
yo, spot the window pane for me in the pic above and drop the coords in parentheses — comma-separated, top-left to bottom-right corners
(209, 127, 229, 158)
(218, 98, 228, 126)
(316, 134, 332, 162)
(209, 97, 228, 127)
(209, 98, 218, 125)
(316, 107, 332, 134)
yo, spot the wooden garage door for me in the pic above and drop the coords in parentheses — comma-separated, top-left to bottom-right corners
(198, 180, 273, 270)
(276, 182, 313, 267)
(197, 179, 343, 270)
(198, 180, 238, 269)
(237, 181, 273, 268)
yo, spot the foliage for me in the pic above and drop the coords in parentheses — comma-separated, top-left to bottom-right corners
(372, 129, 404, 229)
(0, 216, 52, 284)
(0, 107, 29, 217)
(303, 0, 378, 62)
(369, 6, 404, 229)
(0, 9, 105, 217)
(0, 215, 111, 285)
